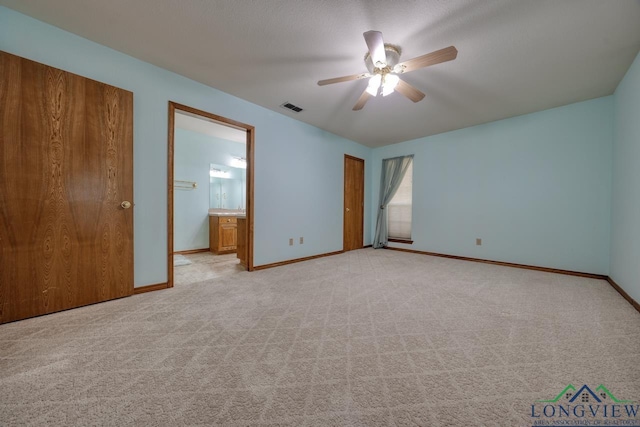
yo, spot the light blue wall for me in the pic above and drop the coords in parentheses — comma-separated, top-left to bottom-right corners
(174, 129, 245, 252)
(372, 97, 613, 275)
(0, 7, 372, 286)
(611, 50, 640, 302)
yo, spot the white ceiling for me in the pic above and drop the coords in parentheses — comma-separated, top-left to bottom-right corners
(175, 111, 246, 144)
(3, 0, 640, 147)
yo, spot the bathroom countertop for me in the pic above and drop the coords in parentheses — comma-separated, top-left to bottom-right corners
(208, 209, 246, 218)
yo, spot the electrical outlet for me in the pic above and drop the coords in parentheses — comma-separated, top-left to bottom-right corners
(289, 238, 294, 246)
(476, 238, 482, 246)
(299, 237, 304, 244)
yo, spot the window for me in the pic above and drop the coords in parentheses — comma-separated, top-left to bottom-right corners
(387, 160, 412, 240)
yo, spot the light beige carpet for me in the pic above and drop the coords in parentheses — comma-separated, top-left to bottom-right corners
(1, 248, 639, 426)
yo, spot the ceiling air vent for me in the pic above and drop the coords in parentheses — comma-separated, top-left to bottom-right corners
(280, 102, 303, 113)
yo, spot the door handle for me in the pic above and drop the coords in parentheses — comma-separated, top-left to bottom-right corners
(121, 201, 132, 209)
(346, 207, 350, 212)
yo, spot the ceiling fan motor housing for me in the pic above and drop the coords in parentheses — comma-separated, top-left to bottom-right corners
(365, 44, 401, 73)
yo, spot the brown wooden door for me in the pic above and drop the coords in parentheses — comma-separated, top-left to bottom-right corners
(343, 155, 364, 251)
(0, 51, 134, 324)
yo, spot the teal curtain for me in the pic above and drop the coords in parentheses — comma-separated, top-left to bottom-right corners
(373, 155, 413, 249)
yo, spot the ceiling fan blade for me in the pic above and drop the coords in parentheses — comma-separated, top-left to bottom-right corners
(353, 90, 372, 111)
(363, 30, 386, 67)
(317, 73, 370, 86)
(395, 46, 458, 74)
(395, 79, 426, 103)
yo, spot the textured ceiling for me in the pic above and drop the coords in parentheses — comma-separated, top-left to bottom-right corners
(2, 0, 640, 147)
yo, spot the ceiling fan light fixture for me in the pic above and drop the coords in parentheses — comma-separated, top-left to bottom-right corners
(382, 74, 400, 96)
(366, 74, 382, 96)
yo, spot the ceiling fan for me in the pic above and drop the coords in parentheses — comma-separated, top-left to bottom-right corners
(318, 31, 458, 110)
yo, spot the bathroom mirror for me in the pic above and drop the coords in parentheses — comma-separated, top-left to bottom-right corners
(209, 163, 246, 209)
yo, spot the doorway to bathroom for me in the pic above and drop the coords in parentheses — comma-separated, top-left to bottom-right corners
(167, 102, 254, 287)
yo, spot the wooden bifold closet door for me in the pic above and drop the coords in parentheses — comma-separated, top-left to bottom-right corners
(0, 51, 134, 324)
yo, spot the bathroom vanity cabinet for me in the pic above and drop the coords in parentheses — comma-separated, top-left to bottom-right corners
(209, 215, 237, 254)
